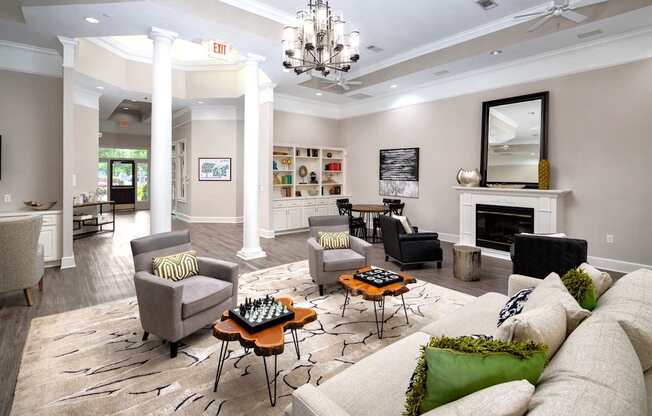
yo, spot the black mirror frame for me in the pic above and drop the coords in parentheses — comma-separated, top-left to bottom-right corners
(480, 91, 549, 189)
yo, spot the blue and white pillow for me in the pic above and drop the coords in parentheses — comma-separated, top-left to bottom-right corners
(497, 288, 534, 327)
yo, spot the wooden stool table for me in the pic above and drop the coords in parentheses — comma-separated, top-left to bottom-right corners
(212, 296, 317, 407)
(453, 245, 481, 281)
(338, 267, 416, 339)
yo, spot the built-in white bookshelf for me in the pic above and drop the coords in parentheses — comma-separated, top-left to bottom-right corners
(272, 144, 346, 200)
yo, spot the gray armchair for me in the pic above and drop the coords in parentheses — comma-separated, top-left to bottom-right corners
(0, 216, 45, 306)
(307, 216, 372, 296)
(130, 230, 239, 358)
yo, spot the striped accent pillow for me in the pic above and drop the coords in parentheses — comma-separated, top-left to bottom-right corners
(318, 231, 350, 250)
(152, 250, 199, 282)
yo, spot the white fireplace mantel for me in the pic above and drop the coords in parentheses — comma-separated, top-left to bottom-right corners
(454, 186, 571, 259)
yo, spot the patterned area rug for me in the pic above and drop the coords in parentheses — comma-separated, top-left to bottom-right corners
(11, 261, 474, 416)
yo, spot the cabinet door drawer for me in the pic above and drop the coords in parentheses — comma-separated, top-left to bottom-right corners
(41, 214, 58, 226)
(39, 227, 56, 261)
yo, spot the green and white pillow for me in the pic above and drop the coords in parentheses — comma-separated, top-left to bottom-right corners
(152, 250, 199, 281)
(318, 231, 350, 250)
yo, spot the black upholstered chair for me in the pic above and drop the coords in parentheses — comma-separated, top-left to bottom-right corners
(380, 215, 442, 270)
(337, 202, 367, 240)
(510, 234, 588, 279)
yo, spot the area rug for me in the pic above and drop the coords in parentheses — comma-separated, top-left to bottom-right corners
(11, 261, 474, 416)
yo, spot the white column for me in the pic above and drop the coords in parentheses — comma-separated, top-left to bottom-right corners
(59, 36, 77, 269)
(258, 83, 275, 239)
(149, 27, 177, 234)
(237, 60, 267, 260)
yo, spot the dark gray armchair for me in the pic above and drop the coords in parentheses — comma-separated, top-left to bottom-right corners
(307, 216, 371, 296)
(380, 215, 442, 270)
(130, 230, 239, 358)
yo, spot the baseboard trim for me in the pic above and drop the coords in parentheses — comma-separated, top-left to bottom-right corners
(175, 213, 244, 224)
(237, 247, 267, 260)
(60, 255, 76, 269)
(420, 231, 650, 274)
(260, 228, 276, 239)
(587, 255, 652, 274)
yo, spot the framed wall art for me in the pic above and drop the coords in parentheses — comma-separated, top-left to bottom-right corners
(199, 157, 231, 181)
(379, 147, 419, 198)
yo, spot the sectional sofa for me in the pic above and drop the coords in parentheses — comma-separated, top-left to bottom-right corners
(286, 268, 652, 416)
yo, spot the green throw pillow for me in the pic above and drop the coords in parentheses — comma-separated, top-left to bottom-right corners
(562, 267, 597, 310)
(318, 231, 350, 250)
(403, 336, 548, 415)
(152, 250, 199, 282)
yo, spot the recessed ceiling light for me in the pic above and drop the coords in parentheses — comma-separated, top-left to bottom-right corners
(85, 17, 100, 24)
(315, 92, 323, 96)
(490, 49, 502, 56)
(96, 86, 104, 90)
(390, 84, 398, 89)
(530, 153, 536, 156)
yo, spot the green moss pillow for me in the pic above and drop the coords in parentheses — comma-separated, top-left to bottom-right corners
(562, 268, 597, 310)
(403, 336, 547, 416)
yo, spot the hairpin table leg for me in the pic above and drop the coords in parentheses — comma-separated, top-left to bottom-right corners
(262, 354, 278, 407)
(213, 340, 229, 393)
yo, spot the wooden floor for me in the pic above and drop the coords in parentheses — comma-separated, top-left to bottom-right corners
(0, 211, 512, 416)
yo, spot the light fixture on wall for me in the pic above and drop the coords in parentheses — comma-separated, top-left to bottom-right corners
(281, 0, 360, 77)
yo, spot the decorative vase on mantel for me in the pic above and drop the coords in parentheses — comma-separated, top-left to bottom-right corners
(538, 159, 551, 190)
(456, 168, 482, 187)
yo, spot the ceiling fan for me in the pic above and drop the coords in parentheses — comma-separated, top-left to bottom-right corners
(315, 72, 363, 92)
(515, 0, 608, 32)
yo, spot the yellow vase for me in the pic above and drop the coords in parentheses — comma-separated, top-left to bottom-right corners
(538, 159, 550, 190)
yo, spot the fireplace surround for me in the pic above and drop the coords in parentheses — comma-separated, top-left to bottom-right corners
(476, 204, 534, 251)
(454, 186, 570, 259)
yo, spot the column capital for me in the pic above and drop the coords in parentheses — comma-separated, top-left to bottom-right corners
(149, 27, 179, 43)
(58, 36, 78, 68)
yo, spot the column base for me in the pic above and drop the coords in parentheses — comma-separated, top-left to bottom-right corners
(237, 247, 267, 260)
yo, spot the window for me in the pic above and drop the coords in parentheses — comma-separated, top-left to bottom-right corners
(136, 162, 149, 202)
(111, 161, 134, 186)
(97, 161, 108, 201)
(99, 148, 148, 159)
(174, 139, 188, 202)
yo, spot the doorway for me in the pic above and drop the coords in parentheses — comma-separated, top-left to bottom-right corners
(109, 159, 136, 210)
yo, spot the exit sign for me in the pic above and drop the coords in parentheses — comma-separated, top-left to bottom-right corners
(207, 40, 231, 58)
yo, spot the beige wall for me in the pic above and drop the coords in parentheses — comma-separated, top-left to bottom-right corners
(274, 111, 341, 147)
(0, 70, 62, 210)
(73, 105, 99, 195)
(99, 132, 150, 150)
(341, 58, 652, 266)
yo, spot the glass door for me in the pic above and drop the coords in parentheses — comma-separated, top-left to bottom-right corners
(110, 160, 136, 209)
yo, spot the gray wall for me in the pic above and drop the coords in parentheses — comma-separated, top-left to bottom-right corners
(74, 105, 99, 195)
(0, 70, 62, 210)
(274, 110, 341, 147)
(340, 58, 652, 266)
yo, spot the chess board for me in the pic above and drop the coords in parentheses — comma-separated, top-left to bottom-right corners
(229, 296, 295, 333)
(353, 267, 403, 288)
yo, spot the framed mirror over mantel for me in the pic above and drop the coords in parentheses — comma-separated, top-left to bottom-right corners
(480, 91, 549, 189)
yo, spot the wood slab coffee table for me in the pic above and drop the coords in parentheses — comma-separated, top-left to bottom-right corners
(212, 296, 317, 407)
(338, 267, 416, 339)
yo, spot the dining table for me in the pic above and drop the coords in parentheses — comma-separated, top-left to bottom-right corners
(351, 204, 389, 243)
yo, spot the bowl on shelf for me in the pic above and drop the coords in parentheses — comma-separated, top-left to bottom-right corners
(307, 189, 319, 196)
(24, 201, 57, 211)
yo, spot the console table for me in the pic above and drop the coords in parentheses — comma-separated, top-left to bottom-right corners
(73, 201, 116, 239)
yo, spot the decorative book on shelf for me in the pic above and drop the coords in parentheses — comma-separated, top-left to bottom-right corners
(353, 267, 403, 288)
(229, 296, 295, 333)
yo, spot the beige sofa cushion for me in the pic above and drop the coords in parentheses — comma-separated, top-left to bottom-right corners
(579, 263, 613, 297)
(594, 268, 652, 371)
(522, 272, 590, 335)
(528, 315, 647, 416)
(317, 331, 430, 416)
(421, 292, 508, 338)
(423, 380, 534, 416)
(496, 302, 567, 359)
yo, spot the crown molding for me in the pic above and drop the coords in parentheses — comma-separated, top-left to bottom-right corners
(217, 0, 294, 25)
(274, 93, 342, 119)
(58, 36, 78, 69)
(0, 40, 62, 77)
(337, 27, 652, 119)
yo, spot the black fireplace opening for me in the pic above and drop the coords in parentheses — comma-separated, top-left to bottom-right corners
(476, 204, 534, 252)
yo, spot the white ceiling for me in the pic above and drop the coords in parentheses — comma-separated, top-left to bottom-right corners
(2, 0, 652, 108)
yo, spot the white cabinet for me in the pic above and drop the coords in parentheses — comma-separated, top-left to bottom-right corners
(272, 197, 344, 233)
(0, 210, 62, 266)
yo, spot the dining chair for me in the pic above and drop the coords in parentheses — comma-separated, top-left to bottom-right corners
(388, 202, 405, 216)
(336, 202, 367, 240)
(336, 198, 350, 205)
(372, 200, 402, 241)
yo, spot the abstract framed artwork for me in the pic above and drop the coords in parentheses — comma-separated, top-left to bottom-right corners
(379, 147, 419, 198)
(198, 157, 231, 181)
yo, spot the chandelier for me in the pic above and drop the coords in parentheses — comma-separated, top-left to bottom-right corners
(282, 0, 360, 77)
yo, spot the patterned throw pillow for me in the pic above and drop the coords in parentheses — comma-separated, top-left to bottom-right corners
(152, 250, 199, 282)
(318, 231, 350, 250)
(497, 288, 533, 327)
